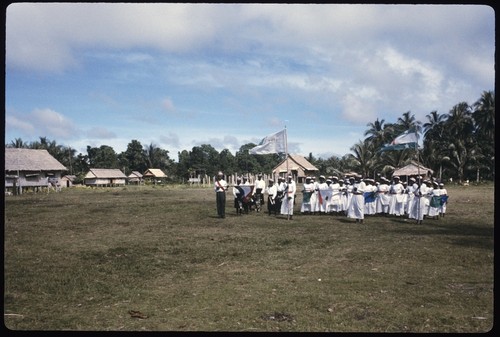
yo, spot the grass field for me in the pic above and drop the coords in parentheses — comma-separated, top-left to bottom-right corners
(3, 183, 494, 332)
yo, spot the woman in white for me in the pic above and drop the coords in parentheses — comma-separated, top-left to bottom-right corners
(300, 177, 315, 214)
(328, 176, 342, 214)
(428, 181, 442, 219)
(375, 177, 390, 215)
(363, 178, 377, 215)
(388, 176, 405, 216)
(439, 183, 448, 217)
(409, 177, 429, 224)
(347, 175, 366, 223)
(405, 177, 418, 216)
(316, 175, 330, 214)
(339, 179, 348, 215)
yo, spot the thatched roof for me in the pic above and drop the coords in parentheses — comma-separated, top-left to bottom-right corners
(5, 148, 67, 171)
(273, 154, 319, 174)
(85, 168, 127, 179)
(393, 161, 433, 178)
(128, 171, 143, 178)
(143, 168, 167, 178)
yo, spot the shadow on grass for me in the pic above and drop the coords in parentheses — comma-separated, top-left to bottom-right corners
(386, 217, 494, 250)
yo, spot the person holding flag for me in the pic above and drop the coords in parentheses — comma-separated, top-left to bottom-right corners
(214, 171, 228, 219)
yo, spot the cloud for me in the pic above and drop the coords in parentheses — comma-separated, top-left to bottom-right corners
(6, 108, 79, 140)
(159, 132, 180, 148)
(86, 127, 117, 139)
(6, 115, 35, 134)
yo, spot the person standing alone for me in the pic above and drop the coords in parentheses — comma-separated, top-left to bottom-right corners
(215, 171, 228, 218)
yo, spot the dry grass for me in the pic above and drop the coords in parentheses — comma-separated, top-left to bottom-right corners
(4, 183, 494, 332)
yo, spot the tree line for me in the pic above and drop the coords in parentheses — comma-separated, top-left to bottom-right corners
(6, 91, 494, 184)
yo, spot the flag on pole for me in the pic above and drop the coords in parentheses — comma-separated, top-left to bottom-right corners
(380, 128, 419, 152)
(249, 129, 287, 155)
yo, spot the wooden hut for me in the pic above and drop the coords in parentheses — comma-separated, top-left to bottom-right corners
(84, 168, 127, 187)
(60, 175, 77, 188)
(127, 171, 143, 185)
(143, 168, 167, 184)
(393, 161, 434, 181)
(272, 154, 319, 183)
(5, 148, 67, 194)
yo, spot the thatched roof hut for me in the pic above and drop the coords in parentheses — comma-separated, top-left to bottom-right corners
(272, 154, 319, 183)
(393, 161, 434, 181)
(5, 148, 67, 172)
(5, 148, 67, 193)
(84, 168, 127, 187)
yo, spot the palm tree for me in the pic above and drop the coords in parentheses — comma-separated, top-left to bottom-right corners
(396, 111, 422, 135)
(473, 90, 495, 141)
(445, 102, 474, 182)
(8, 138, 28, 148)
(346, 140, 375, 178)
(364, 118, 394, 148)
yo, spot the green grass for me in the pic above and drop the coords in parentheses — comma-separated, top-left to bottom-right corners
(4, 183, 494, 332)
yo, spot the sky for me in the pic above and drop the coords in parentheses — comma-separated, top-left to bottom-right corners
(5, 3, 495, 161)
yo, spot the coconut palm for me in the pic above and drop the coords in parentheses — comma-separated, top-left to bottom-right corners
(472, 90, 495, 141)
(444, 102, 474, 182)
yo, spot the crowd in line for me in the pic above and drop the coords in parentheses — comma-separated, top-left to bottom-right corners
(214, 172, 448, 224)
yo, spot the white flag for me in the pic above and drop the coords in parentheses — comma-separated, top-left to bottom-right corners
(392, 129, 418, 145)
(249, 129, 287, 155)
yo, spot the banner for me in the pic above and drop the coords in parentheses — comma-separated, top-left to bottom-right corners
(235, 185, 254, 203)
(380, 128, 419, 152)
(249, 129, 287, 155)
(364, 191, 376, 203)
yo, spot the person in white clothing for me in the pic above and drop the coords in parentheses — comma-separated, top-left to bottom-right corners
(281, 175, 296, 219)
(439, 183, 448, 217)
(363, 178, 377, 215)
(310, 177, 319, 214)
(253, 173, 266, 210)
(328, 176, 342, 214)
(266, 179, 278, 216)
(409, 176, 429, 224)
(347, 175, 366, 223)
(388, 176, 405, 216)
(300, 177, 315, 215)
(316, 175, 329, 214)
(214, 171, 228, 218)
(375, 177, 390, 215)
(428, 181, 442, 219)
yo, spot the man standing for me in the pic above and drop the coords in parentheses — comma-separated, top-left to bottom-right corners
(266, 179, 278, 216)
(214, 171, 228, 218)
(281, 175, 296, 219)
(254, 173, 266, 212)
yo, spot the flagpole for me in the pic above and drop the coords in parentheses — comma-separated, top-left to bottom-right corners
(416, 129, 421, 222)
(285, 124, 291, 220)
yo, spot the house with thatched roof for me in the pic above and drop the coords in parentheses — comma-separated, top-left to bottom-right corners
(84, 168, 127, 187)
(272, 154, 319, 183)
(60, 175, 77, 188)
(143, 168, 167, 184)
(393, 161, 434, 181)
(5, 148, 67, 194)
(128, 171, 143, 185)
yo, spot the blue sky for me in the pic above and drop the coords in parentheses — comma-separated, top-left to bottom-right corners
(5, 3, 495, 160)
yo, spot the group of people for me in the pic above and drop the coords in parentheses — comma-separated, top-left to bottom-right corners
(298, 174, 448, 224)
(214, 171, 448, 224)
